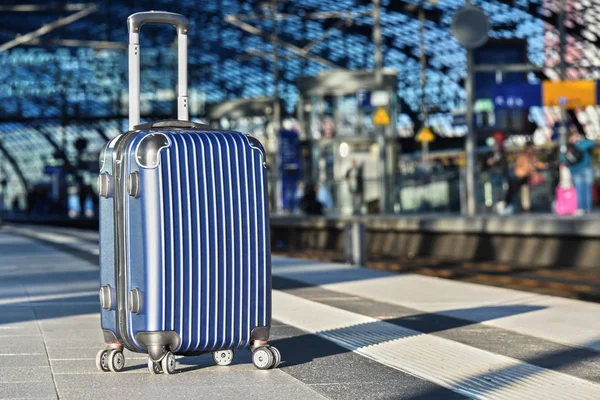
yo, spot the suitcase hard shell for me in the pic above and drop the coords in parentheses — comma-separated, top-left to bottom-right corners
(97, 12, 279, 374)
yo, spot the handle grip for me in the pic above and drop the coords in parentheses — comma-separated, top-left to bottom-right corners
(134, 120, 210, 131)
(128, 11, 189, 34)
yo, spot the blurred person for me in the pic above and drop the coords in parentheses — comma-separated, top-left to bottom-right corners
(79, 184, 98, 218)
(504, 142, 547, 213)
(26, 189, 35, 214)
(78, 179, 87, 218)
(11, 196, 19, 212)
(294, 181, 305, 213)
(345, 159, 364, 215)
(485, 138, 509, 212)
(301, 182, 324, 215)
(316, 182, 334, 210)
(432, 158, 444, 173)
(562, 132, 596, 213)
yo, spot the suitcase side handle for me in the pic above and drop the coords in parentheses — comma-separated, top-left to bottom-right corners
(133, 120, 210, 131)
(127, 11, 189, 130)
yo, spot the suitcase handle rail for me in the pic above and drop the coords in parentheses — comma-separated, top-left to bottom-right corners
(127, 11, 189, 130)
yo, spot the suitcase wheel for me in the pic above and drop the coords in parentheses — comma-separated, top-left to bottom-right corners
(270, 346, 281, 369)
(252, 346, 280, 370)
(95, 349, 110, 372)
(212, 349, 234, 366)
(96, 349, 125, 373)
(160, 351, 177, 375)
(148, 358, 163, 375)
(107, 349, 125, 372)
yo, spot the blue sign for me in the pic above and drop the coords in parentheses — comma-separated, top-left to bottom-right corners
(278, 129, 301, 211)
(492, 82, 542, 108)
(44, 165, 63, 175)
(474, 40, 527, 101)
(356, 91, 372, 110)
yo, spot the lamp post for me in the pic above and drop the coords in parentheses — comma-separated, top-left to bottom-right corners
(558, 0, 568, 159)
(372, 0, 389, 213)
(418, 0, 438, 165)
(451, 3, 489, 216)
(270, 0, 282, 214)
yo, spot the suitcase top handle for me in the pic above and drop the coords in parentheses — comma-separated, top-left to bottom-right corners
(128, 11, 189, 35)
(127, 11, 189, 131)
(133, 120, 210, 131)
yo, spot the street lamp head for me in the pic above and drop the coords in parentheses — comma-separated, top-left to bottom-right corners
(451, 5, 490, 49)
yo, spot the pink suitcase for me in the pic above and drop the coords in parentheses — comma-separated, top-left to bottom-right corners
(555, 186, 578, 215)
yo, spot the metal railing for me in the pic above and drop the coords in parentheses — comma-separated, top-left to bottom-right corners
(284, 171, 462, 216)
(283, 166, 566, 216)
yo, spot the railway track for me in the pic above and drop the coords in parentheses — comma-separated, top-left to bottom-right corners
(273, 249, 600, 302)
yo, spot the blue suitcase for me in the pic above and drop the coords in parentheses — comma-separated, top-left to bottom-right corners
(96, 12, 279, 374)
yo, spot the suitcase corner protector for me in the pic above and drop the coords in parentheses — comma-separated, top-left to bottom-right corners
(250, 326, 271, 342)
(136, 331, 181, 357)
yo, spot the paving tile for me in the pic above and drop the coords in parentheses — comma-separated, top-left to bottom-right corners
(0, 381, 57, 399)
(51, 358, 148, 375)
(0, 397, 55, 400)
(39, 313, 99, 325)
(55, 331, 102, 343)
(309, 382, 465, 400)
(0, 366, 52, 383)
(0, 333, 42, 339)
(0, 287, 28, 300)
(38, 317, 99, 332)
(0, 310, 37, 326)
(44, 336, 104, 349)
(47, 347, 145, 361)
(0, 354, 50, 368)
(32, 305, 98, 322)
(0, 324, 42, 337)
(54, 371, 325, 400)
(41, 328, 102, 341)
(0, 337, 47, 355)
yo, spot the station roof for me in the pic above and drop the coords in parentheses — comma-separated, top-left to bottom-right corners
(0, 0, 598, 202)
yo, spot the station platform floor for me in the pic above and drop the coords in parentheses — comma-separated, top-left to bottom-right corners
(2, 224, 600, 399)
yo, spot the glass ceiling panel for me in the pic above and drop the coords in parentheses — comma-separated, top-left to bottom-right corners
(0, 0, 598, 200)
(1, 0, 579, 121)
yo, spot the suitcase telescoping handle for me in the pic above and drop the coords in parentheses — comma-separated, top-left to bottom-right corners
(127, 11, 190, 130)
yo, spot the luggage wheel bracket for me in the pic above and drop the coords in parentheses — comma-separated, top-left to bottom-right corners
(136, 331, 181, 362)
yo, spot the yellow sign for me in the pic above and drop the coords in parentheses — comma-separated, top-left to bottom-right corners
(372, 107, 391, 125)
(542, 80, 597, 108)
(416, 126, 435, 143)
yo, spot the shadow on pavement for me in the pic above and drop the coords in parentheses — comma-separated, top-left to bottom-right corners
(273, 304, 545, 367)
(0, 294, 99, 325)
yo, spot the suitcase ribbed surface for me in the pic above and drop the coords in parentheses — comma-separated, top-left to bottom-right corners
(128, 131, 271, 354)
